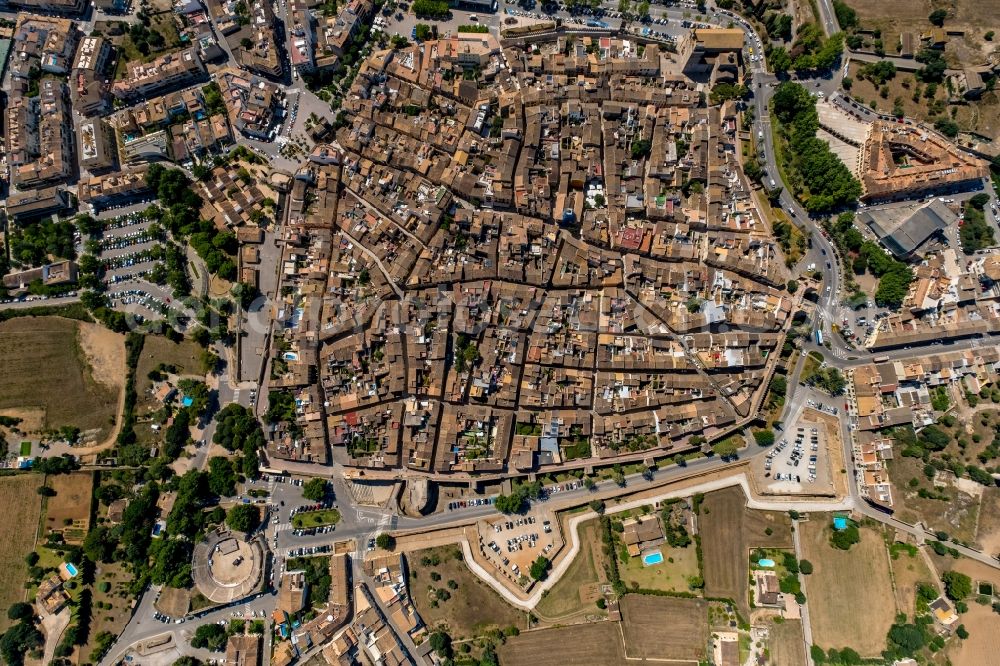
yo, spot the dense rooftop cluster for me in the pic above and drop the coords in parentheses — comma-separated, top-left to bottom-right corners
(261, 30, 796, 477)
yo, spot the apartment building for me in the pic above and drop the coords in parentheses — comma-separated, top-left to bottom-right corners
(71, 35, 113, 116)
(7, 78, 74, 189)
(287, 0, 316, 73)
(78, 165, 153, 209)
(234, 0, 283, 77)
(10, 15, 78, 79)
(8, 0, 87, 16)
(216, 67, 283, 140)
(315, 0, 373, 70)
(77, 118, 117, 172)
(111, 47, 206, 100)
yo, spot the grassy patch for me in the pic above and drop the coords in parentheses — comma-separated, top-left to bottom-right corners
(291, 508, 341, 528)
(536, 519, 604, 619)
(619, 543, 699, 593)
(800, 351, 824, 384)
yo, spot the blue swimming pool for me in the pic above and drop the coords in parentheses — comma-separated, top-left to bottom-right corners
(64, 562, 78, 577)
(758, 558, 776, 568)
(642, 551, 664, 566)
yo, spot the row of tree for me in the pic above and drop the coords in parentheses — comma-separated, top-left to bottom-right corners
(772, 82, 862, 213)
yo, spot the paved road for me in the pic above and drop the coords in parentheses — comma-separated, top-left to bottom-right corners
(0, 295, 80, 311)
(813, 0, 840, 37)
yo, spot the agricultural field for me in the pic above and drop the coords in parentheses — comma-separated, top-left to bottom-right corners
(619, 595, 708, 662)
(799, 519, 896, 657)
(946, 602, 1000, 666)
(0, 475, 44, 633)
(976, 487, 1000, 555)
(698, 487, 793, 617)
(699, 489, 747, 608)
(43, 472, 94, 545)
(408, 545, 523, 639)
(536, 518, 607, 620)
(767, 618, 807, 666)
(497, 622, 627, 666)
(0, 317, 121, 441)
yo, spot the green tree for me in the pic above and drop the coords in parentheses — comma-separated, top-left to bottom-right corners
(207, 457, 238, 497)
(768, 46, 792, 74)
(928, 9, 947, 26)
(830, 524, 861, 550)
(428, 631, 452, 659)
(191, 624, 228, 651)
(375, 533, 395, 550)
(414, 23, 432, 40)
(942, 571, 972, 601)
(6, 603, 33, 622)
(302, 478, 328, 501)
(631, 139, 652, 159)
(753, 430, 775, 446)
(226, 504, 260, 533)
(529, 555, 551, 581)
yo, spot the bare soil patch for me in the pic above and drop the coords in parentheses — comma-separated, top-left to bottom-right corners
(619, 595, 708, 662)
(768, 618, 807, 666)
(77, 323, 125, 393)
(44, 472, 94, 545)
(498, 622, 628, 666)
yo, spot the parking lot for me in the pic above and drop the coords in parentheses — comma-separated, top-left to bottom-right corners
(755, 394, 840, 496)
(479, 509, 560, 582)
(91, 210, 200, 326)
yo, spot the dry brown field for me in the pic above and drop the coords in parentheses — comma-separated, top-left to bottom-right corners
(699, 488, 747, 609)
(619, 595, 708, 662)
(946, 602, 1000, 666)
(698, 487, 793, 618)
(498, 622, 627, 666)
(768, 618, 807, 666)
(44, 472, 94, 544)
(0, 317, 120, 439)
(799, 520, 895, 656)
(0, 475, 43, 633)
(407, 545, 523, 639)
